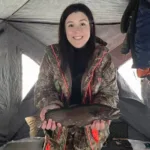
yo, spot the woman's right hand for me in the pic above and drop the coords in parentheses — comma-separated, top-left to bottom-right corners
(40, 104, 62, 130)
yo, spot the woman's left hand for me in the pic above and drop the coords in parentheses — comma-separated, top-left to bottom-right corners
(91, 120, 111, 131)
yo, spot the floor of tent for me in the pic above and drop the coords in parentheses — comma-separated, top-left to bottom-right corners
(0, 125, 150, 150)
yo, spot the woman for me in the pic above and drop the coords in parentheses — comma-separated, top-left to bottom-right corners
(34, 3, 119, 150)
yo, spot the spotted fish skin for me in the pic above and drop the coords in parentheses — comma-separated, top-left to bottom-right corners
(44, 104, 120, 127)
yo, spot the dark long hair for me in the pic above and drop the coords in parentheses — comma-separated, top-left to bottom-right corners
(59, 3, 96, 71)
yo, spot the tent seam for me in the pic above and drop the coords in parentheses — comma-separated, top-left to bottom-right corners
(6, 0, 31, 20)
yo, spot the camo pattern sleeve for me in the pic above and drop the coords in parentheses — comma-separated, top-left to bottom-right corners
(93, 51, 119, 108)
(34, 48, 63, 110)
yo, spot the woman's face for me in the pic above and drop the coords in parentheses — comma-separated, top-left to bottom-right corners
(65, 11, 90, 48)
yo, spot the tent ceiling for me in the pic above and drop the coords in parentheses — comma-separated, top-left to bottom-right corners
(10, 22, 125, 50)
(9, 0, 129, 23)
(0, 0, 28, 19)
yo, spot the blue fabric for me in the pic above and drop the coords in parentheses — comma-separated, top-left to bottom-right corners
(134, 0, 150, 68)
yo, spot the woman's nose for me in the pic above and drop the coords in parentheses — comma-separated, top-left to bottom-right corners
(73, 26, 82, 33)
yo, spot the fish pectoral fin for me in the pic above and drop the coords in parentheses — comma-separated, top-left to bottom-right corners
(25, 116, 41, 137)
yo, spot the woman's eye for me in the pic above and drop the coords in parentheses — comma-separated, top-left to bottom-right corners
(81, 23, 86, 26)
(68, 24, 74, 27)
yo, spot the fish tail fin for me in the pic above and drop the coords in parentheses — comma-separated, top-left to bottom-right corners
(25, 116, 41, 137)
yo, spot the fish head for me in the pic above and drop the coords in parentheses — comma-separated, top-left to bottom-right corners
(89, 104, 120, 120)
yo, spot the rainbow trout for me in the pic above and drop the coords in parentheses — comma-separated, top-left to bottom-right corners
(25, 104, 120, 137)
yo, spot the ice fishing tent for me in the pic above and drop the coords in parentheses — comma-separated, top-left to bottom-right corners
(0, 0, 150, 148)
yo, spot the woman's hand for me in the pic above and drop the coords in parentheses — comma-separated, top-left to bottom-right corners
(91, 120, 111, 131)
(40, 104, 62, 130)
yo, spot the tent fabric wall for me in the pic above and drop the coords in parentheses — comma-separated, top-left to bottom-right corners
(7, 85, 38, 142)
(0, 23, 45, 112)
(9, 0, 129, 23)
(0, 23, 22, 112)
(7, 23, 45, 64)
(141, 78, 150, 108)
(0, 23, 9, 112)
(0, 0, 28, 19)
(118, 97, 150, 139)
(7, 25, 22, 112)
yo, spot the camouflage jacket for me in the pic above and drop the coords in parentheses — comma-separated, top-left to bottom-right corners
(34, 42, 119, 150)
